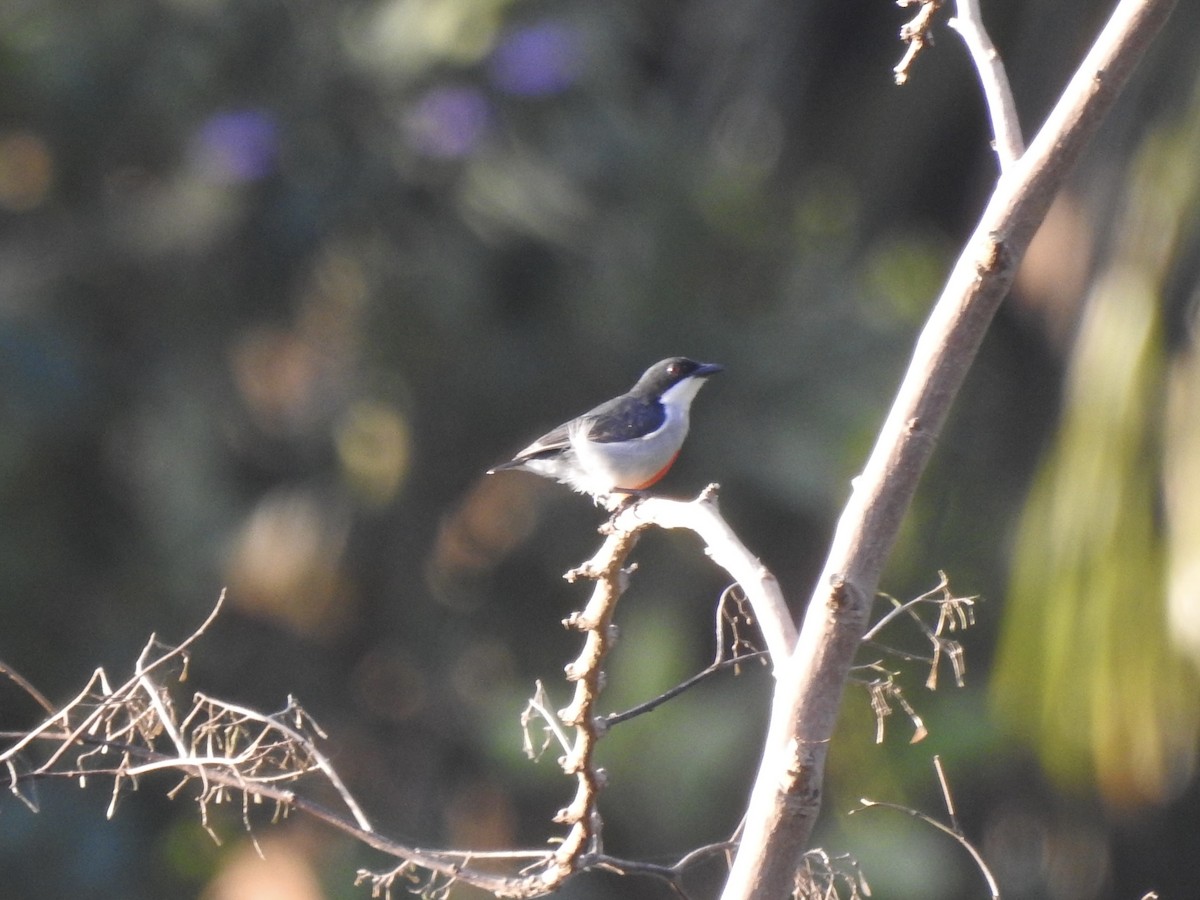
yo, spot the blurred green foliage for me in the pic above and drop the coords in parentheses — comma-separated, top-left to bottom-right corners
(994, 64, 1200, 809)
(0, 1, 1198, 898)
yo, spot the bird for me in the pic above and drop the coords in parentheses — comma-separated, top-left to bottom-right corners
(488, 357, 722, 503)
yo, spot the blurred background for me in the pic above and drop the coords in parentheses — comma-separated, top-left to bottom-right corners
(1, 0, 1198, 897)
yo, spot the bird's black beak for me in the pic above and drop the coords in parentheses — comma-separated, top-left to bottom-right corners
(695, 362, 724, 378)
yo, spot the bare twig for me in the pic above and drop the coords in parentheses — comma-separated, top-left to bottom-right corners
(852, 756, 1000, 899)
(863, 571, 952, 641)
(605, 585, 768, 727)
(590, 842, 738, 898)
(949, 0, 1025, 167)
(933, 755, 959, 830)
(0, 659, 56, 715)
(605, 652, 769, 727)
(894, 0, 945, 85)
(722, 2, 1178, 897)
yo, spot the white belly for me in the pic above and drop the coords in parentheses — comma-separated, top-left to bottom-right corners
(567, 410, 689, 494)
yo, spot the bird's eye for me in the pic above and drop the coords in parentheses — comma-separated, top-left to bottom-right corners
(668, 362, 681, 376)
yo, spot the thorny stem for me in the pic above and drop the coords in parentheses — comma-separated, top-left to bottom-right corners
(551, 520, 647, 873)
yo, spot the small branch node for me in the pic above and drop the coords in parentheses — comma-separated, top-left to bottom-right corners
(565, 564, 599, 583)
(893, 0, 945, 84)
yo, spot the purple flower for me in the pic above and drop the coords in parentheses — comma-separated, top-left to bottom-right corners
(489, 22, 582, 97)
(406, 86, 491, 158)
(193, 109, 279, 183)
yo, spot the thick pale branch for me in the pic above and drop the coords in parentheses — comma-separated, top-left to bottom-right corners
(614, 485, 797, 668)
(721, 2, 1177, 898)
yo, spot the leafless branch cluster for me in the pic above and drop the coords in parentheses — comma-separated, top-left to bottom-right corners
(795, 849, 873, 900)
(2, 592, 367, 842)
(0, 495, 776, 899)
(847, 573, 977, 742)
(357, 489, 787, 898)
(0, 595, 554, 898)
(513, 499, 977, 900)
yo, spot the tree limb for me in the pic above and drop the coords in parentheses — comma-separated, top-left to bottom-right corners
(720, 1, 1178, 897)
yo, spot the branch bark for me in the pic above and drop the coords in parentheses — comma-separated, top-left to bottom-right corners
(949, 0, 1025, 168)
(721, 1, 1177, 897)
(614, 485, 797, 669)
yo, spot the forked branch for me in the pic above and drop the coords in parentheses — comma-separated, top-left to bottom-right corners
(722, 2, 1178, 897)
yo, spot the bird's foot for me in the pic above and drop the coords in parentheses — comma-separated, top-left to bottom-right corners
(599, 490, 646, 524)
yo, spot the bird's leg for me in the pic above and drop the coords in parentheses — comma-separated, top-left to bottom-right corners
(601, 490, 646, 519)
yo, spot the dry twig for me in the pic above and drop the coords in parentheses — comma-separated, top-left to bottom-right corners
(852, 755, 1000, 900)
(948, 0, 1025, 167)
(894, 0, 945, 84)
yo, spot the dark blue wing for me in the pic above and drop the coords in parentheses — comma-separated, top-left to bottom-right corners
(584, 396, 665, 443)
(495, 393, 664, 470)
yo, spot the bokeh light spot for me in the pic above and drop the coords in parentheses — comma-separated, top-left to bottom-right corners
(0, 130, 54, 211)
(488, 21, 582, 96)
(225, 488, 354, 639)
(405, 86, 491, 158)
(192, 109, 279, 184)
(335, 399, 411, 507)
(350, 645, 428, 721)
(229, 327, 323, 433)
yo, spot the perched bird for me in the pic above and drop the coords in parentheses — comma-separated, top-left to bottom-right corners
(488, 357, 722, 502)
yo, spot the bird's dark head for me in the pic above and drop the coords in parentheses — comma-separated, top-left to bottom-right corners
(634, 357, 724, 397)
